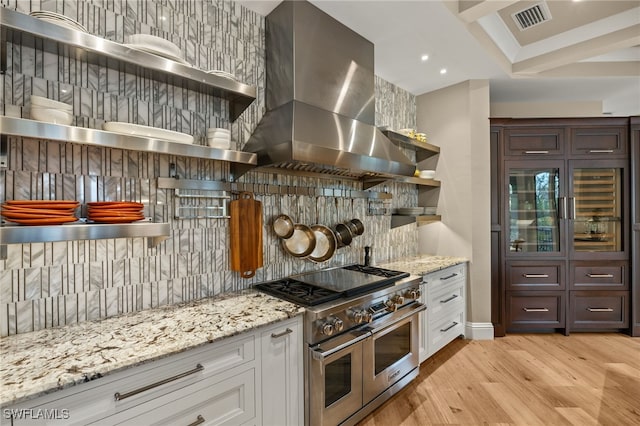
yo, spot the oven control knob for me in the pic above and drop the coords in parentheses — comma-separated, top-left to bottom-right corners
(351, 310, 373, 324)
(332, 319, 344, 333)
(385, 300, 398, 312)
(392, 295, 405, 305)
(363, 312, 373, 323)
(321, 323, 334, 336)
(406, 289, 421, 300)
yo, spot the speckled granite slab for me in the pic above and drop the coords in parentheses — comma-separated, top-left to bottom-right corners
(380, 255, 467, 275)
(0, 291, 303, 407)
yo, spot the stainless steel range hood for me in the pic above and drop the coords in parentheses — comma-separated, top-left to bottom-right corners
(232, 0, 415, 181)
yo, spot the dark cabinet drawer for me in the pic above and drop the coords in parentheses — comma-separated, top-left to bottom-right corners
(505, 128, 565, 157)
(507, 292, 565, 329)
(570, 261, 627, 290)
(569, 291, 629, 329)
(507, 261, 565, 290)
(570, 127, 628, 157)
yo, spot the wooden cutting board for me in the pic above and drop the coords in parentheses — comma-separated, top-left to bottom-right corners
(229, 192, 263, 278)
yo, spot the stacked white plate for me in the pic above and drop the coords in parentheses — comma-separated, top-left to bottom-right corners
(124, 34, 190, 66)
(30, 11, 88, 33)
(103, 122, 194, 144)
(423, 206, 437, 215)
(30, 95, 73, 125)
(397, 207, 424, 216)
(207, 128, 231, 149)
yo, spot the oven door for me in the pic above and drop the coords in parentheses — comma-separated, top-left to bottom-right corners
(308, 329, 369, 426)
(362, 302, 426, 403)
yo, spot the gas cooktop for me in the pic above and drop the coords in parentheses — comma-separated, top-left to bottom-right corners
(255, 265, 409, 306)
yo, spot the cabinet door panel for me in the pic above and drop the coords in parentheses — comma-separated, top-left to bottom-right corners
(570, 291, 629, 329)
(505, 128, 565, 157)
(507, 292, 565, 329)
(507, 261, 565, 290)
(570, 127, 628, 157)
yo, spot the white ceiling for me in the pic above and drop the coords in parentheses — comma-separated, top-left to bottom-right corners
(236, 0, 640, 116)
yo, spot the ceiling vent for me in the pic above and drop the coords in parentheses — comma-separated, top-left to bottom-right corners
(512, 2, 552, 31)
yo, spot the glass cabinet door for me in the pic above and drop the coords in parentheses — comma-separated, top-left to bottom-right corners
(570, 162, 625, 254)
(507, 161, 564, 255)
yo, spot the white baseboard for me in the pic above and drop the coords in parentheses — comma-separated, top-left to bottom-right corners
(464, 322, 494, 340)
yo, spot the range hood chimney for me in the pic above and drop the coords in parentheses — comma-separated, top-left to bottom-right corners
(232, 0, 415, 180)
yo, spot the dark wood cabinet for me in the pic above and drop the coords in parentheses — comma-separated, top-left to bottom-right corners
(491, 117, 633, 336)
(631, 117, 640, 337)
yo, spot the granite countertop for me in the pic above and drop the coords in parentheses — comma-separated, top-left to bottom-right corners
(380, 254, 468, 275)
(0, 291, 303, 408)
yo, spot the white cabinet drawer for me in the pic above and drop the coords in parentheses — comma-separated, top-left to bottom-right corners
(427, 310, 465, 357)
(10, 333, 256, 425)
(422, 264, 466, 290)
(426, 280, 465, 319)
(103, 368, 257, 426)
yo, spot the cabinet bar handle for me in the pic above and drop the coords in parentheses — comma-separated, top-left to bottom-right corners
(523, 307, 549, 312)
(440, 322, 458, 332)
(271, 328, 293, 338)
(570, 197, 576, 220)
(114, 364, 204, 401)
(589, 149, 614, 153)
(187, 415, 205, 426)
(525, 150, 549, 154)
(522, 274, 549, 278)
(440, 273, 458, 280)
(586, 274, 614, 278)
(587, 307, 614, 312)
(559, 197, 567, 220)
(440, 294, 459, 304)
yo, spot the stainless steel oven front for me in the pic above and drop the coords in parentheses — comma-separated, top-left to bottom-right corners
(308, 302, 425, 426)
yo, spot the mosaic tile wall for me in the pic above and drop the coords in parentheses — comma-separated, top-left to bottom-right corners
(0, 0, 419, 336)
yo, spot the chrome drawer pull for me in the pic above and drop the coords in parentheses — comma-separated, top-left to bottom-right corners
(522, 274, 549, 278)
(587, 307, 614, 312)
(188, 415, 205, 426)
(440, 322, 458, 332)
(440, 273, 458, 280)
(586, 274, 614, 278)
(114, 364, 204, 401)
(525, 150, 549, 154)
(588, 149, 614, 153)
(523, 307, 549, 312)
(440, 294, 459, 304)
(271, 328, 293, 338)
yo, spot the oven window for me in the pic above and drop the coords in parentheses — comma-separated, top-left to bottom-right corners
(325, 353, 352, 407)
(374, 322, 410, 375)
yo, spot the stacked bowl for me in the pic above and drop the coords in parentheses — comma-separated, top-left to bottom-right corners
(207, 128, 231, 149)
(30, 95, 73, 125)
(87, 202, 145, 223)
(1, 200, 79, 225)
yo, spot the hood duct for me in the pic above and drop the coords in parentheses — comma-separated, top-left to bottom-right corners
(232, 0, 415, 180)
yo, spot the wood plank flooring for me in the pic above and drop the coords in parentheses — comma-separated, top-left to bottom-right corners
(358, 334, 640, 425)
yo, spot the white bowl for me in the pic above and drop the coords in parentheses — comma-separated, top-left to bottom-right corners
(207, 127, 230, 135)
(208, 140, 231, 149)
(31, 95, 72, 111)
(126, 34, 182, 58)
(30, 106, 73, 125)
(419, 170, 436, 179)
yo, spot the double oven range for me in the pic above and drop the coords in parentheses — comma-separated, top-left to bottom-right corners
(256, 264, 425, 426)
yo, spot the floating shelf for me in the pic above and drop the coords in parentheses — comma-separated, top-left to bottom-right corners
(0, 117, 258, 166)
(0, 222, 171, 259)
(0, 8, 256, 121)
(382, 130, 440, 162)
(390, 214, 441, 228)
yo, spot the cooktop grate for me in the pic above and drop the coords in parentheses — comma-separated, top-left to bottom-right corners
(255, 279, 342, 306)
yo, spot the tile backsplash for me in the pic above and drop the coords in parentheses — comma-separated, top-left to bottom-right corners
(0, 0, 418, 336)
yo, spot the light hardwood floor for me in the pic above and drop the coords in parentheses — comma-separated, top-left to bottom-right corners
(359, 334, 640, 425)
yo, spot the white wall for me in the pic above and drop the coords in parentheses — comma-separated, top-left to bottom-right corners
(416, 80, 493, 334)
(491, 100, 603, 117)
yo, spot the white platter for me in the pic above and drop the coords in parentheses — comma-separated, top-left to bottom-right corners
(102, 122, 194, 144)
(126, 34, 182, 58)
(30, 11, 88, 32)
(123, 43, 190, 66)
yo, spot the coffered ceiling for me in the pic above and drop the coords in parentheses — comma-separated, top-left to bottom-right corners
(236, 0, 640, 116)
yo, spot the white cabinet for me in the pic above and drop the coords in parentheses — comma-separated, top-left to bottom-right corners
(419, 263, 467, 363)
(6, 316, 303, 426)
(259, 319, 304, 426)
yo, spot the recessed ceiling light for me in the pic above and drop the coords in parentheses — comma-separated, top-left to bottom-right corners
(440, 68, 447, 75)
(421, 54, 429, 62)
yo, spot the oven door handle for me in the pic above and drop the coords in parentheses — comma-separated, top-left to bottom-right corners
(310, 330, 370, 360)
(366, 302, 426, 335)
